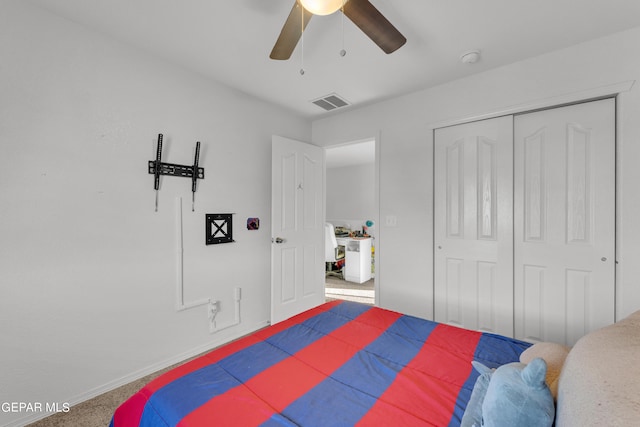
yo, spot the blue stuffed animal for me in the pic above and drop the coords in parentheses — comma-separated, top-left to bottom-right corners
(461, 358, 555, 427)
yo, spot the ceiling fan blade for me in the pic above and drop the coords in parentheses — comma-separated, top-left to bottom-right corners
(270, 1, 313, 60)
(342, 0, 406, 54)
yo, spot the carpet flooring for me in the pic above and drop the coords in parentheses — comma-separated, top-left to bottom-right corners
(325, 276, 375, 305)
(26, 278, 374, 426)
(25, 359, 188, 427)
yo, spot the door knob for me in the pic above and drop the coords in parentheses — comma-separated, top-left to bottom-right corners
(274, 237, 285, 244)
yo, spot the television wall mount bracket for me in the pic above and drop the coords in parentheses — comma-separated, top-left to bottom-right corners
(148, 133, 204, 212)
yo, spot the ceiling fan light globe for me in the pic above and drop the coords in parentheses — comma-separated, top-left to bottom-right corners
(299, 0, 344, 16)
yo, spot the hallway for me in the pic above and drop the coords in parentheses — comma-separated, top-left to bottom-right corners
(325, 276, 374, 305)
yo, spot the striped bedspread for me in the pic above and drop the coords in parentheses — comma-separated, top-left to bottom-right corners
(111, 300, 529, 426)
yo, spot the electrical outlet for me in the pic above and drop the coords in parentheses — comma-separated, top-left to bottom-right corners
(385, 215, 397, 227)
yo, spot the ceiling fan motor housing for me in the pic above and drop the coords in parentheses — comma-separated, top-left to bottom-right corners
(299, 0, 344, 16)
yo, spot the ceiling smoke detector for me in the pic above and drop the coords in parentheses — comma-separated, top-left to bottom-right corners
(311, 93, 350, 111)
(460, 50, 481, 64)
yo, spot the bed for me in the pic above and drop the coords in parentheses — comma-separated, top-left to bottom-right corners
(555, 308, 640, 427)
(110, 300, 531, 426)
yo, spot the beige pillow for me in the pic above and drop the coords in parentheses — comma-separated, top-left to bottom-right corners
(520, 342, 571, 400)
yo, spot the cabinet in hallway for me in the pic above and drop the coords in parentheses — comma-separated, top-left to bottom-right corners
(337, 237, 372, 284)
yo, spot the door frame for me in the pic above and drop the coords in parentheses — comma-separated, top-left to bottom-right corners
(323, 136, 380, 306)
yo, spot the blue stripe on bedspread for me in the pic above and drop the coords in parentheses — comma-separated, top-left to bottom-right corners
(447, 332, 532, 426)
(131, 301, 530, 427)
(262, 309, 440, 426)
(141, 302, 372, 425)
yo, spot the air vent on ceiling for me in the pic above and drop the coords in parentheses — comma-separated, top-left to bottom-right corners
(311, 93, 350, 111)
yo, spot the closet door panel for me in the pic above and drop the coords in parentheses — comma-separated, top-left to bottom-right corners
(434, 116, 513, 336)
(514, 99, 615, 346)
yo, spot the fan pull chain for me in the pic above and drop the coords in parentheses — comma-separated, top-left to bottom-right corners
(300, 4, 305, 75)
(340, 0, 346, 57)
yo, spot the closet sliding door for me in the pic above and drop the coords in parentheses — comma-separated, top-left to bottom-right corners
(434, 116, 514, 337)
(514, 99, 615, 346)
(434, 98, 616, 344)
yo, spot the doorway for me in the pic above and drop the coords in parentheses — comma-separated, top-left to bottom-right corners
(324, 139, 378, 305)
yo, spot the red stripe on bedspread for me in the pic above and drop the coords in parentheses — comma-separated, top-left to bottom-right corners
(111, 301, 342, 427)
(176, 306, 402, 426)
(356, 323, 481, 426)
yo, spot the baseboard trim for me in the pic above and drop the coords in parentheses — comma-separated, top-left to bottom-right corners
(3, 320, 270, 427)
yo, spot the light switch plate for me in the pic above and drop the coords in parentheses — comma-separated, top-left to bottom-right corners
(385, 215, 397, 227)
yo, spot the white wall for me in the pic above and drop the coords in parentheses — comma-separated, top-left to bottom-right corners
(326, 163, 375, 231)
(0, 2, 310, 425)
(312, 26, 640, 322)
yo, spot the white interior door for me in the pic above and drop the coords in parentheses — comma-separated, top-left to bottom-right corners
(514, 99, 615, 346)
(271, 135, 325, 324)
(434, 116, 514, 337)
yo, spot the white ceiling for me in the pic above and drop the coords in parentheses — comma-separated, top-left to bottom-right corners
(28, 0, 640, 119)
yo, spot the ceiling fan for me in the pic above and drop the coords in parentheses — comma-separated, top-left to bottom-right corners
(270, 0, 406, 60)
